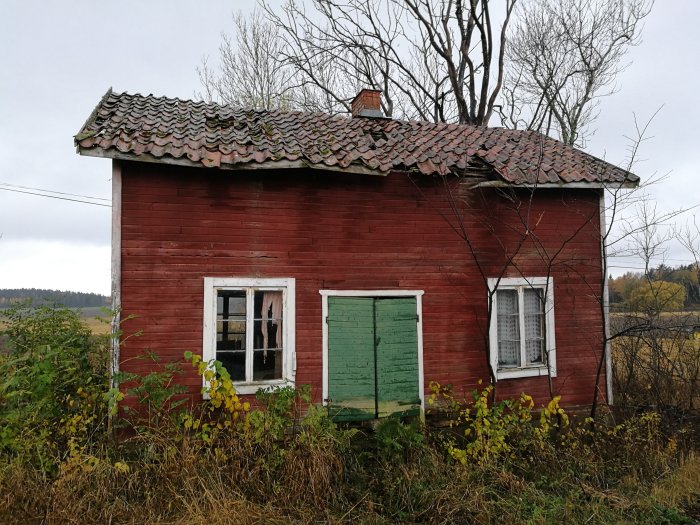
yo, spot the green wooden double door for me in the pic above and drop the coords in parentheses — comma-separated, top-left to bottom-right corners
(326, 296, 421, 422)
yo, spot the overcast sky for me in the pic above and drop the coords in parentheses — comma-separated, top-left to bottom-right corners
(0, 1, 698, 295)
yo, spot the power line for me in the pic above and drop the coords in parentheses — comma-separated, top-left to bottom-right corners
(0, 181, 111, 202)
(0, 186, 111, 207)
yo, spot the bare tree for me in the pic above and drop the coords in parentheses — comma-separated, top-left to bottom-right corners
(611, 212, 700, 417)
(247, 0, 516, 124)
(196, 2, 697, 424)
(504, 0, 652, 146)
(434, 110, 683, 420)
(199, 0, 651, 137)
(584, 109, 696, 421)
(197, 9, 297, 110)
(412, 137, 598, 404)
(677, 215, 700, 281)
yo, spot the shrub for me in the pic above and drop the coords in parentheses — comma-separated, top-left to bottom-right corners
(375, 417, 425, 461)
(428, 381, 568, 466)
(0, 303, 109, 472)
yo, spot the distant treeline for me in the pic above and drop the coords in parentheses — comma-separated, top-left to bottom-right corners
(0, 289, 109, 309)
(610, 263, 700, 310)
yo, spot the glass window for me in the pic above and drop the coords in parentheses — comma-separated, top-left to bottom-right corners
(203, 278, 295, 393)
(489, 277, 556, 380)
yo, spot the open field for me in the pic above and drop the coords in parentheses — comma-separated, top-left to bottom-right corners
(0, 306, 112, 336)
(78, 307, 112, 335)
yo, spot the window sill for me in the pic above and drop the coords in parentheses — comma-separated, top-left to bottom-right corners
(496, 366, 555, 380)
(203, 379, 294, 398)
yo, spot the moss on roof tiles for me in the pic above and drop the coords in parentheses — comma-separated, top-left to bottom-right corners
(74, 89, 639, 186)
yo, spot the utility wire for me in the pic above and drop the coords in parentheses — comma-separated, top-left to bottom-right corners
(0, 186, 111, 207)
(0, 181, 111, 202)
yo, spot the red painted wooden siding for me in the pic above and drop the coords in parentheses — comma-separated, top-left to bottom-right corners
(118, 161, 606, 408)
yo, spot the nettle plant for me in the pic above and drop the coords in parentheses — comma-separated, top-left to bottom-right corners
(116, 350, 189, 430)
(107, 349, 314, 448)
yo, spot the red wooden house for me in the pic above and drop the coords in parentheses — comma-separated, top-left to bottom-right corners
(75, 88, 637, 420)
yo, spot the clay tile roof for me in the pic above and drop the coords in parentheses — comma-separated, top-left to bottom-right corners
(75, 89, 638, 186)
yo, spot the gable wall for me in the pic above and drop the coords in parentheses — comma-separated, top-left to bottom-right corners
(118, 161, 606, 407)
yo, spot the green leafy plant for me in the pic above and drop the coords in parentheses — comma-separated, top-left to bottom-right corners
(375, 417, 425, 461)
(0, 302, 109, 472)
(247, 384, 311, 444)
(116, 350, 187, 432)
(180, 351, 250, 443)
(428, 381, 566, 466)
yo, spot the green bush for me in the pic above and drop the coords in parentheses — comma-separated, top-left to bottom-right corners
(0, 303, 109, 472)
(375, 417, 425, 461)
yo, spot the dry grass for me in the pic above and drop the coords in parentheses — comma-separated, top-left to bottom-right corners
(2, 422, 699, 525)
(2, 304, 699, 524)
(612, 314, 700, 416)
(650, 452, 700, 509)
(82, 315, 111, 335)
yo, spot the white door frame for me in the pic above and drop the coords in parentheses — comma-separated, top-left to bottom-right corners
(319, 289, 425, 412)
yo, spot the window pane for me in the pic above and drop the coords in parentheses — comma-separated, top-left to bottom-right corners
(525, 339, 544, 364)
(254, 291, 283, 351)
(217, 290, 247, 352)
(251, 290, 284, 380)
(498, 289, 519, 316)
(216, 351, 245, 381)
(497, 290, 520, 367)
(228, 295, 246, 315)
(253, 349, 282, 381)
(212, 287, 287, 384)
(523, 289, 545, 365)
(523, 288, 544, 315)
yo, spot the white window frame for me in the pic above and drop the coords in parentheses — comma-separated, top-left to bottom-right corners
(487, 277, 556, 380)
(202, 277, 296, 395)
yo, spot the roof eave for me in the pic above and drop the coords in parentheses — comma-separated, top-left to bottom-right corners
(472, 179, 639, 190)
(76, 146, 390, 177)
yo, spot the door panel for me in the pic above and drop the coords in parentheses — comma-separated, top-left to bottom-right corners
(327, 296, 421, 421)
(327, 297, 376, 421)
(375, 298, 421, 418)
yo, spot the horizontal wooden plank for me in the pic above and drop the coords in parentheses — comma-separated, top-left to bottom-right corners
(118, 164, 605, 408)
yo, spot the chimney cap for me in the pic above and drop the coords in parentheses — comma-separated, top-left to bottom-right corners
(351, 88, 387, 119)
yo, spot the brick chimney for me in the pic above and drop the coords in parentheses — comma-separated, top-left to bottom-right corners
(351, 89, 384, 118)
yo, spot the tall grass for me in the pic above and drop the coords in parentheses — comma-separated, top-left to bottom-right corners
(612, 311, 700, 435)
(2, 419, 698, 524)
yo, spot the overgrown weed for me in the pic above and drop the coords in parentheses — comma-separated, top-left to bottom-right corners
(1, 303, 699, 524)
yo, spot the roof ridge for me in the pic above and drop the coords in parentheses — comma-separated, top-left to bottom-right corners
(110, 91, 494, 133)
(113, 90, 349, 121)
(106, 91, 511, 141)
